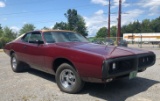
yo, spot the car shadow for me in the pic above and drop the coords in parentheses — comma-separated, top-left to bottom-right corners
(81, 77, 159, 101)
(27, 68, 56, 82)
(26, 68, 159, 101)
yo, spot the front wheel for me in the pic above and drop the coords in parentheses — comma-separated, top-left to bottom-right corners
(56, 63, 84, 94)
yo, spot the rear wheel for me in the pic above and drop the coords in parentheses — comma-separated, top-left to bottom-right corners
(11, 53, 27, 72)
(56, 63, 84, 94)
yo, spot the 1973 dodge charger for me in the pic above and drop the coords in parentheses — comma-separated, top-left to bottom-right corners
(3, 30, 156, 93)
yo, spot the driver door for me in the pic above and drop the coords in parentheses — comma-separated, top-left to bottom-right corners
(26, 32, 46, 71)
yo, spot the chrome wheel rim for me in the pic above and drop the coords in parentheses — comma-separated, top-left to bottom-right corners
(12, 57, 17, 69)
(60, 69, 76, 89)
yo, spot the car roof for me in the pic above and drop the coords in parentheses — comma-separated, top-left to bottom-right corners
(41, 30, 75, 33)
(25, 30, 75, 34)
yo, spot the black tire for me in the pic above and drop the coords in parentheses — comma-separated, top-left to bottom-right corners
(56, 63, 84, 94)
(11, 53, 26, 72)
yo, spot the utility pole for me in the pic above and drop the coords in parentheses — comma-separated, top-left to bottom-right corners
(117, 0, 122, 44)
(108, 0, 111, 38)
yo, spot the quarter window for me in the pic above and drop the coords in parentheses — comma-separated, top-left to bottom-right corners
(22, 32, 43, 44)
(22, 33, 31, 42)
(44, 32, 56, 43)
(29, 32, 43, 42)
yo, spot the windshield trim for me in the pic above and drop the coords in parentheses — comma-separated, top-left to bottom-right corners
(43, 31, 88, 43)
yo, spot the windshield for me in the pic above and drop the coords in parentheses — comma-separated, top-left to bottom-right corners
(43, 31, 88, 43)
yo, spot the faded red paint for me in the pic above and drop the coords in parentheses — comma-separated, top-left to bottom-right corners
(3, 30, 155, 82)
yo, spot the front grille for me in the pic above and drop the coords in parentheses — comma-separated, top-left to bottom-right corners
(108, 58, 136, 75)
(138, 55, 155, 68)
(103, 53, 155, 78)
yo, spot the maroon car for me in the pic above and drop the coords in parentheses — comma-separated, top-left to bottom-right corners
(3, 30, 156, 93)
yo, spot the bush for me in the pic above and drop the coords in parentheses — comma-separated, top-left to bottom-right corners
(0, 37, 10, 49)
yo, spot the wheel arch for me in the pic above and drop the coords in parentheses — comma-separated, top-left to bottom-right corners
(53, 58, 77, 73)
(10, 50, 15, 56)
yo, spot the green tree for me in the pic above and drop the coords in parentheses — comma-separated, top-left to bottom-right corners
(0, 24, 4, 48)
(64, 9, 88, 37)
(42, 26, 50, 30)
(0, 26, 16, 48)
(76, 15, 88, 36)
(3, 27, 16, 39)
(133, 20, 141, 33)
(110, 26, 117, 37)
(0, 37, 10, 48)
(121, 23, 135, 33)
(151, 17, 160, 32)
(53, 22, 68, 30)
(96, 27, 108, 38)
(0, 24, 3, 38)
(141, 19, 153, 32)
(65, 9, 78, 30)
(0, 24, 2, 29)
(19, 24, 35, 35)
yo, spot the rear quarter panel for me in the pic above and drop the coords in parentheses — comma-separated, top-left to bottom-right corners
(3, 40, 26, 62)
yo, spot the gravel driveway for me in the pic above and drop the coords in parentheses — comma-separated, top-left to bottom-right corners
(0, 48, 160, 101)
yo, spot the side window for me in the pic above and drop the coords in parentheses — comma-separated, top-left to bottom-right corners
(22, 33, 31, 43)
(29, 32, 43, 44)
(44, 32, 56, 43)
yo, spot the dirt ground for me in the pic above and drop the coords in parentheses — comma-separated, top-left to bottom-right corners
(0, 46, 160, 101)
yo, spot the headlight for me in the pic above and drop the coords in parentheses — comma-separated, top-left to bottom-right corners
(112, 63, 116, 70)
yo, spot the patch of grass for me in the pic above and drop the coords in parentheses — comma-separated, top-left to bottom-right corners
(22, 96, 29, 101)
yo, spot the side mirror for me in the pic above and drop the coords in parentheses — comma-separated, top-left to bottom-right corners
(36, 40, 44, 45)
(29, 40, 44, 45)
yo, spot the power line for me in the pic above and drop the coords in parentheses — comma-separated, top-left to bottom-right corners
(1, 1, 159, 17)
(1, 1, 159, 27)
(3, 19, 116, 27)
(104, 11, 160, 15)
(0, 7, 99, 24)
(2, 19, 61, 26)
(4, 0, 53, 7)
(0, 4, 96, 16)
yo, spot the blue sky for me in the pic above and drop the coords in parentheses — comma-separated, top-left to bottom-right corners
(0, 0, 160, 37)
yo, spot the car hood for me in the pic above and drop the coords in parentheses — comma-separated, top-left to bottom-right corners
(55, 42, 152, 59)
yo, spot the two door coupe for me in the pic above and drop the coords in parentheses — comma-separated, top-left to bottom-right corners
(3, 30, 156, 93)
